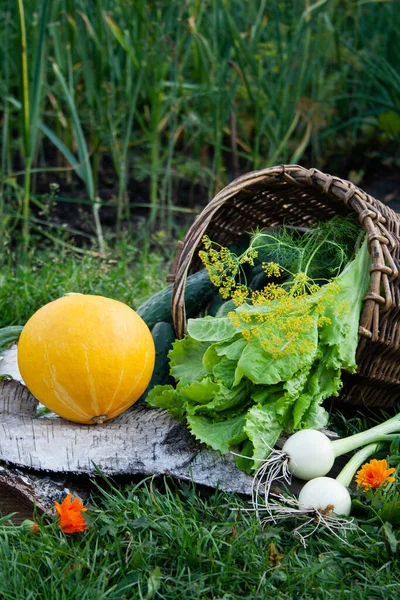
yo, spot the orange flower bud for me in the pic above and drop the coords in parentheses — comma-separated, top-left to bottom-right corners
(20, 520, 39, 534)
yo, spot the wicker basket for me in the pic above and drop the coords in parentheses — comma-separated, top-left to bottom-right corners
(169, 164, 400, 409)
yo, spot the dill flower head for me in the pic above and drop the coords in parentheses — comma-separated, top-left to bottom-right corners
(199, 238, 242, 298)
(355, 459, 396, 491)
(199, 234, 348, 358)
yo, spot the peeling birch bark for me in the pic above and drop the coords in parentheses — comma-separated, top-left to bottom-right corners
(0, 379, 253, 493)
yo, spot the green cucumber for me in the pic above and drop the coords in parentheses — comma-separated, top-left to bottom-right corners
(140, 321, 175, 401)
(207, 292, 225, 316)
(248, 271, 268, 292)
(0, 326, 24, 349)
(137, 268, 216, 329)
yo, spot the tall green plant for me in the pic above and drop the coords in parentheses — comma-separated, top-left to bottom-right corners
(16, 0, 31, 249)
(40, 61, 105, 255)
(14, 0, 49, 250)
(2, 0, 400, 247)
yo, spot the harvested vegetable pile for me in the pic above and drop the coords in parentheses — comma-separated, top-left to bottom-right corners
(147, 218, 371, 471)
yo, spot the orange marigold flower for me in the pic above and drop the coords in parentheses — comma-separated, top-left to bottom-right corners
(55, 493, 88, 534)
(355, 459, 396, 491)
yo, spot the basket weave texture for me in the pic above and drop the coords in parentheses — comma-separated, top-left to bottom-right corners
(169, 164, 400, 409)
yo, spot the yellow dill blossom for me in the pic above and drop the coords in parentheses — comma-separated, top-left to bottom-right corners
(290, 272, 315, 297)
(262, 283, 287, 301)
(220, 247, 231, 261)
(239, 248, 258, 265)
(201, 235, 212, 250)
(335, 298, 351, 319)
(250, 325, 262, 338)
(210, 274, 222, 287)
(355, 459, 396, 491)
(199, 238, 246, 301)
(209, 248, 219, 262)
(262, 262, 283, 278)
(241, 329, 252, 341)
(318, 316, 332, 327)
(308, 283, 321, 294)
(238, 311, 252, 324)
(228, 311, 241, 327)
(199, 235, 347, 359)
(232, 285, 248, 306)
(251, 290, 270, 306)
(255, 311, 266, 322)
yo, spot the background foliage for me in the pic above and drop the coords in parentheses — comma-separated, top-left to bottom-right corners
(1, 0, 400, 252)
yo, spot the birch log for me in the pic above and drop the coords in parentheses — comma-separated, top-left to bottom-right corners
(0, 378, 253, 493)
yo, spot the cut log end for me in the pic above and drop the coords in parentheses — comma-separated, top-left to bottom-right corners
(0, 482, 40, 525)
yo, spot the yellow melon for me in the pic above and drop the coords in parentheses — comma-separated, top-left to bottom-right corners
(17, 294, 155, 424)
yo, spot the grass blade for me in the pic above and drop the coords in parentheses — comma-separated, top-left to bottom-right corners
(51, 59, 104, 254)
(38, 121, 83, 178)
(104, 12, 139, 68)
(30, 0, 49, 152)
(51, 59, 94, 200)
(16, 0, 31, 250)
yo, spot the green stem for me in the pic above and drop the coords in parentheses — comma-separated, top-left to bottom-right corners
(22, 156, 32, 249)
(0, 326, 24, 347)
(332, 415, 400, 457)
(17, 0, 31, 250)
(302, 230, 332, 275)
(336, 442, 383, 488)
(149, 130, 160, 224)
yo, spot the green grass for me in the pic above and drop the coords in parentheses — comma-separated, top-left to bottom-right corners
(0, 231, 172, 327)
(0, 476, 398, 600)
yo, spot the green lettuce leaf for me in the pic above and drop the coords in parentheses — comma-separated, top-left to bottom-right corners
(186, 380, 251, 417)
(187, 315, 237, 342)
(146, 385, 185, 419)
(236, 313, 318, 385)
(291, 360, 340, 430)
(275, 368, 310, 427)
(202, 344, 221, 373)
(251, 383, 285, 405)
(244, 403, 283, 467)
(319, 237, 371, 371)
(180, 377, 220, 403)
(302, 397, 329, 431)
(215, 337, 247, 360)
(169, 337, 209, 382)
(187, 414, 247, 453)
(213, 357, 237, 387)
